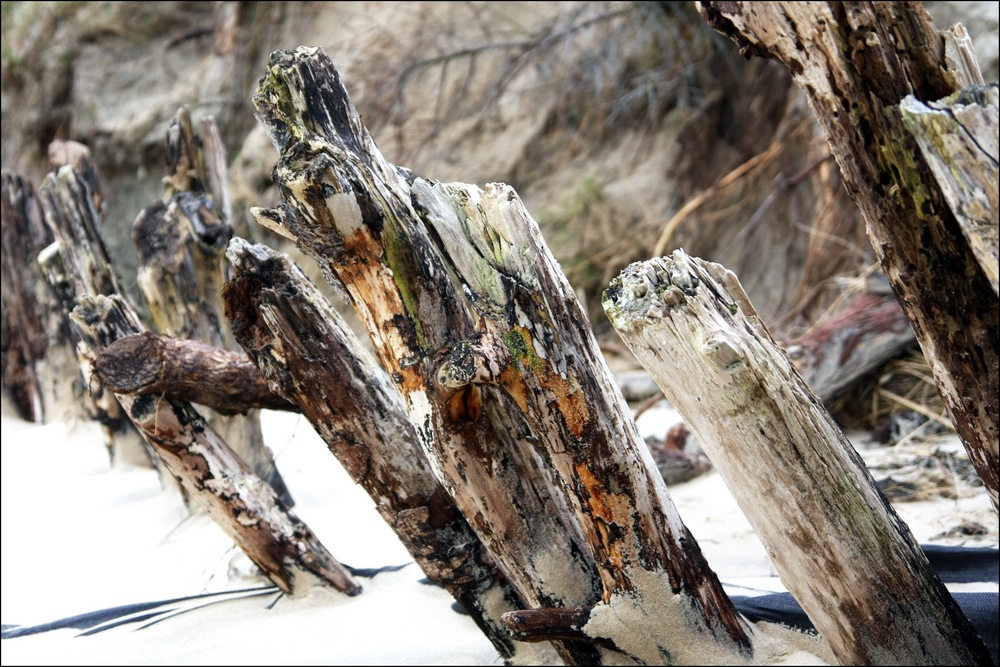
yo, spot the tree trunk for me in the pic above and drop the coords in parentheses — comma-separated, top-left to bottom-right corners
(249, 45, 757, 664)
(603, 251, 992, 666)
(222, 237, 558, 663)
(132, 107, 292, 505)
(72, 293, 361, 598)
(696, 1, 998, 513)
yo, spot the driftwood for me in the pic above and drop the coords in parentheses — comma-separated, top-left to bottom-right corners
(132, 108, 292, 504)
(74, 293, 361, 597)
(33, 163, 152, 467)
(783, 282, 916, 404)
(94, 332, 297, 415)
(1, 172, 51, 422)
(604, 251, 991, 666)
(222, 238, 553, 662)
(249, 45, 759, 665)
(252, 47, 604, 667)
(28, 151, 351, 600)
(696, 1, 998, 514)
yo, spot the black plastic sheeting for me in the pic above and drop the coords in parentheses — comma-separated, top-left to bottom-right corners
(3, 547, 997, 664)
(731, 545, 998, 665)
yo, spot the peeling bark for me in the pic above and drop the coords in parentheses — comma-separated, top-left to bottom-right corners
(603, 251, 992, 666)
(696, 0, 998, 513)
(414, 180, 752, 658)
(69, 293, 361, 598)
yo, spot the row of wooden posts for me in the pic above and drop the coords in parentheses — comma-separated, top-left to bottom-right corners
(1, 3, 997, 665)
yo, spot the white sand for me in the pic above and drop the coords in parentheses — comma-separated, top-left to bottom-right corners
(1, 395, 995, 665)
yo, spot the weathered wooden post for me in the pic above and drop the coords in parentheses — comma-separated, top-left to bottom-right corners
(248, 45, 769, 664)
(604, 250, 992, 665)
(252, 46, 605, 666)
(222, 238, 553, 662)
(131, 108, 292, 504)
(34, 163, 153, 467)
(1, 171, 52, 422)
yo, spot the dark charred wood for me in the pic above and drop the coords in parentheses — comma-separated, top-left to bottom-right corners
(93, 332, 298, 415)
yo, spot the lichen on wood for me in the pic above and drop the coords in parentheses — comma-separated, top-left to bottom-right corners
(901, 83, 999, 296)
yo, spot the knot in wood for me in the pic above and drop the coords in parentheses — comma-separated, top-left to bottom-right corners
(702, 334, 744, 372)
(435, 331, 509, 391)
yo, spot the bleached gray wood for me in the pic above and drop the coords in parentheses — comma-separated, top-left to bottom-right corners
(604, 250, 992, 666)
(901, 84, 998, 296)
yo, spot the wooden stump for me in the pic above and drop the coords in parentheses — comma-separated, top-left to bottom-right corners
(603, 251, 992, 666)
(248, 45, 763, 664)
(222, 238, 554, 662)
(34, 164, 152, 467)
(1, 171, 51, 422)
(132, 108, 292, 505)
(901, 83, 999, 297)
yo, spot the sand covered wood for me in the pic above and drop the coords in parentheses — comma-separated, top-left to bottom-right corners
(603, 250, 992, 666)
